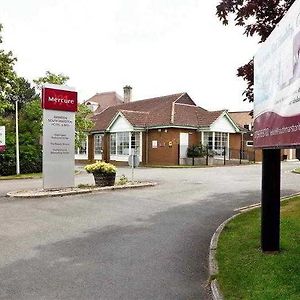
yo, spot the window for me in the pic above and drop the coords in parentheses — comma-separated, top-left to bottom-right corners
(214, 132, 228, 155)
(110, 134, 116, 155)
(94, 134, 103, 155)
(131, 132, 140, 154)
(203, 132, 213, 149)
(117, 132, 130, 155)
(203, 132, 228, 155)
(110, 132, 141, 156)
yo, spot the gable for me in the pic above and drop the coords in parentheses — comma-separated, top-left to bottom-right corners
(109, 114, 133, 132)
(210, 114, 238, 133)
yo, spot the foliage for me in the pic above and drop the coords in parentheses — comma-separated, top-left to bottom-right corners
(116, 174, 129, 185)
(85, 161, 117, 174)
(187, 144, 214, 157)
(0, 23, 17, 114)
(216, 197, 300, 299)
(216, 0, 295, 102)
(0, 99, 42, 176)
(33, 70, 69, 90)
(75, 104, 94, 148)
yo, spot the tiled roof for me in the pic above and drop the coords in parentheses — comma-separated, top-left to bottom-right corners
(91, 92, 227, 131)
(84, 92, 123, 114)
(229, 111, 253, 127)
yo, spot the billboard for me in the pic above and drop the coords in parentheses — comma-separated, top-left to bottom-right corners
(42, 84, 77, 189)
(254, 0, 300, 148)
(0, 126, 5, 152)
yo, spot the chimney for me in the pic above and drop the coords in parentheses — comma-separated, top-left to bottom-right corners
(123, 85, 132, 103)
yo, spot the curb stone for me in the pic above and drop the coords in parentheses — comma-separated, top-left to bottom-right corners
(209, 213, 240, 300)
(6, 182, 157, 198)
(209, 192, 300, 300)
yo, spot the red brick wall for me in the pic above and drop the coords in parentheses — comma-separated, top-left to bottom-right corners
(146, 128, 200, 165)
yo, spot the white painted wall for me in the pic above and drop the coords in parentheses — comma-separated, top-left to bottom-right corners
(210, 114, 237, 133)
(110, 115, 133, 132)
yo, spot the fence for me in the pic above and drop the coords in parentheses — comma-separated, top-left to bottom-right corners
(182, 146, 257, 166)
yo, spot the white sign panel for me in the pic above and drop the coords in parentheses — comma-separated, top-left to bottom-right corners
(42, 84, 77, 189)
(43, 110, 75, 189)
(0, 126, 5, 146)
(254, 0, 300, 148)
(0, 126, 5, 152)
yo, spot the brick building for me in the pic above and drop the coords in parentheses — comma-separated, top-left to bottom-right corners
(77, 88, 245, 166)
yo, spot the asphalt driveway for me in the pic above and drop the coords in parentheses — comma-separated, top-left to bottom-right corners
(0, 162, 299, 299)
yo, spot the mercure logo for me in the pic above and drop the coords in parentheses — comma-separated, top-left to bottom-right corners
(42, 87, 77, 112)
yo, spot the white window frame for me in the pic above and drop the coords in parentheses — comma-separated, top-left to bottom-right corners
(202, 131, 230, 158)
(110, 132, 142, 161)
(94, 133, 104, 160)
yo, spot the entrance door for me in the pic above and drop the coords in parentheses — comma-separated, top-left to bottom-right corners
(179, 133, 189, 164)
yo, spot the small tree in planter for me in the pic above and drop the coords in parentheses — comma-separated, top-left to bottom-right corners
(84, 161, 117, 187)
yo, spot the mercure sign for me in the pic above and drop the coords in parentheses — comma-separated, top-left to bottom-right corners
(42, 84, 77, 189)
(0, 126, 5, 152)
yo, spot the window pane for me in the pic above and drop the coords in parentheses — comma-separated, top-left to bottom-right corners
(94, 134, 103, 155)
(203, 132, 213, 149)
(131, 132, 140, 154)
(110, 134, 116, 155)
(117, 132, 130, 155)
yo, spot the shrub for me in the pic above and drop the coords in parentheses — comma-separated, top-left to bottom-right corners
(85, 161, 117, 174)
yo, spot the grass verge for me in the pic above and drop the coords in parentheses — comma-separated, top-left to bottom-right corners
(0, 173, 42, 180)
(216, 197, 300, 299)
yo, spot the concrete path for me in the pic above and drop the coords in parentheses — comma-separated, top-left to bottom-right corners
(0, 162, 299, 299)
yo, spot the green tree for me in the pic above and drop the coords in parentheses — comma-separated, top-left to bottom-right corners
(33, 71, 70, 90)
(75, 104, 94, 148)
(0, 24, 17, 114)
(216, 0, 295, 102)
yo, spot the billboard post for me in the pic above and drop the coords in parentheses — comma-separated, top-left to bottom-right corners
(42, 84, 77, 190)
(254, 0, 300, 252)
(261, 149, 281, 252)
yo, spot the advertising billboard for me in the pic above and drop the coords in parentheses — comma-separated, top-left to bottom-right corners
(42, 84, 77, 189)
(254, 0, 300, 148)
(0, 126, 5, 152)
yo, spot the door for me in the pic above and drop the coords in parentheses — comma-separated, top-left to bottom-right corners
(179, 133, 189, 164)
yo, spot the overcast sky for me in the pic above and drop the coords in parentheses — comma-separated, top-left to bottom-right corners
(0, 0, 259, 111)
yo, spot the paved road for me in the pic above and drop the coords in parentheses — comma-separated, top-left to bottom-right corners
(0, 162, 299, 299)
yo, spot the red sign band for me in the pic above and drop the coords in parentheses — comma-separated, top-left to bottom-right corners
(42, 87, 77, 112)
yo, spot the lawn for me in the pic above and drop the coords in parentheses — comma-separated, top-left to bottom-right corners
(216, 197, 300, 299)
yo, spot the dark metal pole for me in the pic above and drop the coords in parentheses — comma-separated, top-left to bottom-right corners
(206, 147, 209, 166)
(261, 148, 281, 252)
(223, 146, 226, 165)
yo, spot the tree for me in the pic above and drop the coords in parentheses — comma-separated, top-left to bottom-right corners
(0, 23, 17, 113)
(216, 0, 295, 102)
(33, 71, 70, 90)
(75, 104, 94, 148)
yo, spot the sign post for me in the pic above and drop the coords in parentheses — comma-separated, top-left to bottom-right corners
(42, 84, 77, 189)
(254, 0, 300, 252)
(0, 126, 5, 152)
(128, 152, 140, 183)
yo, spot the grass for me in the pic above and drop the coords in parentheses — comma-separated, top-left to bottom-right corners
(216, 197, 300, 300)
(0, 173, 42, 180)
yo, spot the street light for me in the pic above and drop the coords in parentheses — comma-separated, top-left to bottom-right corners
(14, 97, 20, 175)
(9, 94, 20, 175)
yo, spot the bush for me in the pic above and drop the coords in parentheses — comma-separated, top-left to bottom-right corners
(85, 161, 117, 174)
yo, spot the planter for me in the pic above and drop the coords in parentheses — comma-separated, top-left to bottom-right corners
(93, 172, 116, 187)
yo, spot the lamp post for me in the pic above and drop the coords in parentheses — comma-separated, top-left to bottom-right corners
(15, 97, 20, 175)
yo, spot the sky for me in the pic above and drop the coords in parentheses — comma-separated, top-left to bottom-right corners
(0, 0, 259, 111)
